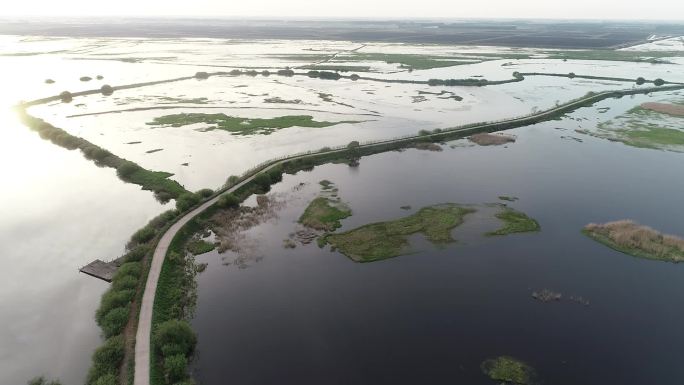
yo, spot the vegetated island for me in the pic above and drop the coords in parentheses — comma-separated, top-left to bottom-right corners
(147, 113, 361, 135)
(487, 207, 541, 236)
(481, 356, 536, 385)
(583, 220, 684, 263)
(469, 132, 516, 146)
(324, 204, 476, 262)
(298, 196, 352, 232)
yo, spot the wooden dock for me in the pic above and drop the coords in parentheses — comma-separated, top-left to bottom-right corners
(79, 259, 119, 282)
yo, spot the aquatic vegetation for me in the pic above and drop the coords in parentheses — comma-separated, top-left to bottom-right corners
(498, 196, 519, 202)
(481, 356, 536, 385)
(583, 220, 684, 263)
(147, 113, 360, 135)
(531, 289, 562, 302)
(299, 197, 352, 232)
(325, 204, 475, 262)
(592, 105, 684, 151)
(186, 239, 216, 256)
(263, 96, 303, 104)
(487, 207, 541, 236)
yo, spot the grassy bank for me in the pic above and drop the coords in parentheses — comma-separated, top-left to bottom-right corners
(583, 220, 684, 263)
(147, 113, 361, 135)
(324, 204, 475, 262)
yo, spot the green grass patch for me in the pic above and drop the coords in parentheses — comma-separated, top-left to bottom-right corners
(481, 356, 536, 385)
(147, 113, 360, 135)
(325, 204, 475, 262)
(487, 207, 541, 236)
(186, 239, 216, 255)
(299, 197, 352, 232)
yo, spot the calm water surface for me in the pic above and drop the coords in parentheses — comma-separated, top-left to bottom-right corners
(192, 94, 684, 385)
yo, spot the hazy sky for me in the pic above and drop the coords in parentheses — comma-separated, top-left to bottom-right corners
(4, 0, 684, 20)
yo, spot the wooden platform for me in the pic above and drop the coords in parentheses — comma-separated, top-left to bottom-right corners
(79, 259, 118, 282)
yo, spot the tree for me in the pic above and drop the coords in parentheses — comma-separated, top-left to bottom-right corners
(635, 77, 646, 85)
(194, 72, 209, 80)
(100, 85, 114, 96)
(653, 78, 665, 86)
(347, 141, 360, 149)
(253, 173, 272, 190)
(350, 74, 360, 81)
(176, 193, 201, 212)
(217, 193, 240, 208)
(568, 72, 576, 79)
(59, 91, 73, 103)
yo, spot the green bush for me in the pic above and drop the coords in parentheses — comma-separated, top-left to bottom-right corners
(87, 335, 124, 383)
(96, 289, 135, 324)
(93, 373, 117, 385)
(196, 188, 214, 198)
(100, 85, 114, 96)
(226, 175, 240, 186)
(112, 275, 138, 291)
(217, 193, 240, 208)
(253, 173, 272, 191)
(176, 193, 201, 212)
(114, 262, 141, 279)
(277, 69, 295, 77)
(164, 354, 188, 383)
(131, 226, 156, 245)
(116, 161, 141, 178)
(153, 319, 197, 357)
(101, 307, 130, 338)
(124, 245, 150, 262)
(654, 78, 665, 86)
(636, 77, 646, 85)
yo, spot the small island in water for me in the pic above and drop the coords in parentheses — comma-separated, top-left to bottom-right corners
(583, 220, 684, 262)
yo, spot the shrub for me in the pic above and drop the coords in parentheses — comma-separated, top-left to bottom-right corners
(59, 91, 73, 103)
(100, 85, 114, 96)
(568, 72, 576, 79)
(418, 129, 431, 136)
(112, 275, 138, 291)
(124, 245, 150, 262)
(101, 306, 130, 338)
(347, 140, 360, 149)
(176, 193, 201, 212)
(82, 146, 111, 161)
(245, 70, 258, 77)
(217, 193, 240, 208)
(116, 161, 141, 178)
(131, 226, 156, 245)
(319, 71, 341, 80)
(196, 188, 214, 198)
(654, 78, 665, 86)
(226, 175, 240, 186)
(307, 70, 320, 78)
(87, 335, 124, 382)
(96, 289, 135, 324)
(253, 173, 272, 191)
(194, 72, 209, 80)
(45, 79, 55, 84)
(261, 70, 270, 77)
(80, 76, 92, 82)
(636, 77, 646, 85)
(153, 319, 197, 357)
(277, 69, 295, 77)
(164, 354, 188, 383)
(96, 75, 104, 80)
(92, 374, 116, 385)
(350, 74, 360, 81)
(229, 69, 242, 75)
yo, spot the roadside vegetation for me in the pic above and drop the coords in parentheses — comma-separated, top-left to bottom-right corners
(186, 239, 216, 255)
(324, 204, 475, 262)
(147, 113, 361, 135)
(481, 356, 536, 385)
(583, 220, 684, 263)
(487, 207, 541, 236)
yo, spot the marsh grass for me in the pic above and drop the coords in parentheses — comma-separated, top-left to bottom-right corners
(298, 197, 351, 232)
(583, 220, 684, 262)
(147, 113, 360, 135)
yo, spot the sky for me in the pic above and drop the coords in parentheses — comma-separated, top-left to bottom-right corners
(2, 0, 684, 20)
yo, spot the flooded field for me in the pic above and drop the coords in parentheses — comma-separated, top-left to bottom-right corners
(1, 33, 683, 385)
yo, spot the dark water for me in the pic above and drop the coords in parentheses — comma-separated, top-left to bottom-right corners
(191, 94, 684, 385)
